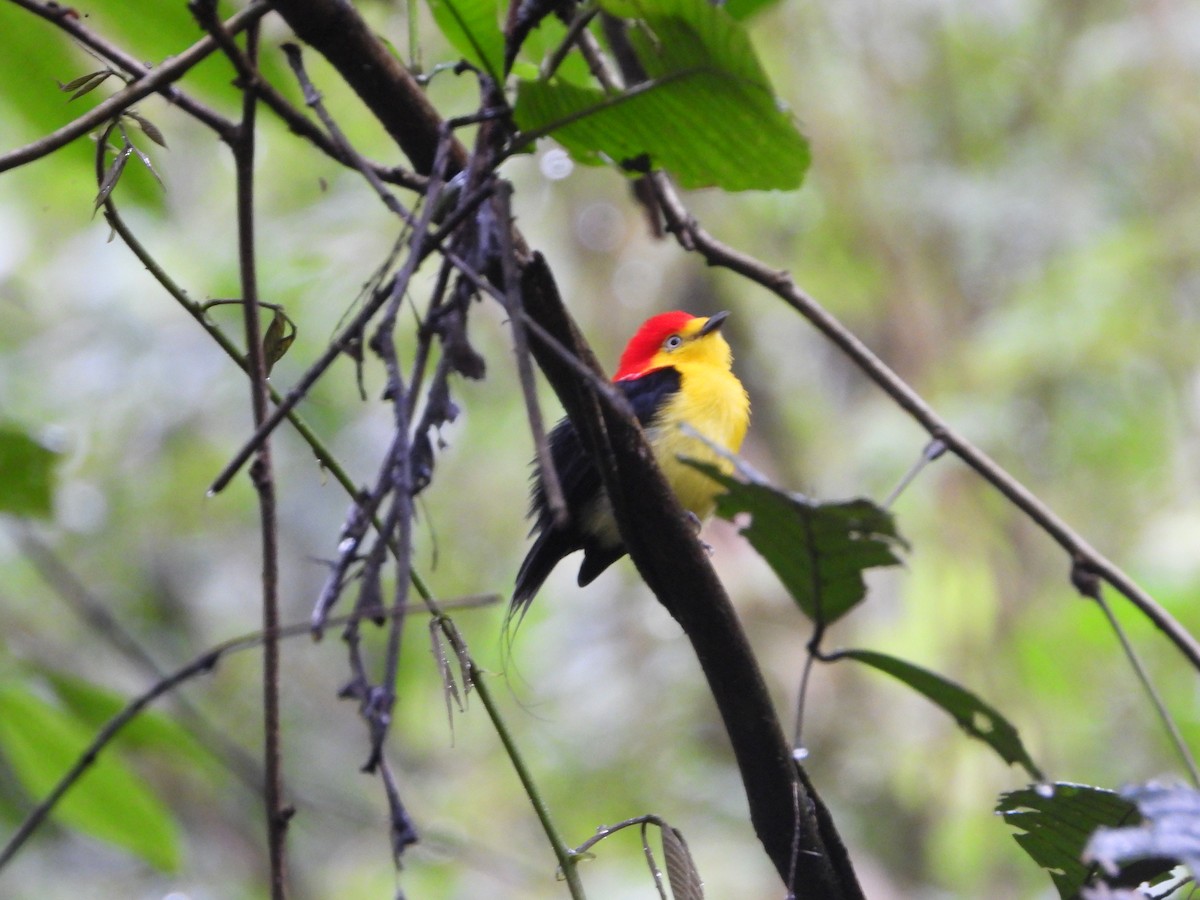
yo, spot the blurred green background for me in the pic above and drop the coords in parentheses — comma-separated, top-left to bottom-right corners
(1, 0, 1199, 896)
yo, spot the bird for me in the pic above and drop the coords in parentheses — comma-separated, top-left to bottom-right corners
(512, 310, 750, 613)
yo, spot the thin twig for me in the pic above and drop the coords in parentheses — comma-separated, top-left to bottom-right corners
(495, 183, 567, 525)
(645, 173, 1200, 673)
(460, 621, 589, 897)
(207, 177, 498, 496)
(0, 594, 496, 874)
(1071, 567, 1200, 786)
(881, 438, 947, 510)
(10, 0, 238, 139)
(201, 9, 291, 892)
(0, 2, 269, 173)
(541, 4, 601, 81)
(13, 527, 267, 798)
(281, 42, 413, 218)
(517, 311, 631, 417)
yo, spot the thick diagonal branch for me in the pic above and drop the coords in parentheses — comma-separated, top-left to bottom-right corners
(268, 0, 468, 176)
(519, 254, 863, 899)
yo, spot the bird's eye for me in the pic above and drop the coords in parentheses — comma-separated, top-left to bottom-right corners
(664, 334, 684, 350)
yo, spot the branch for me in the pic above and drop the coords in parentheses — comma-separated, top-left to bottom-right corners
(646, 173, 1200, 673)
(0, 594, 497, 873)
(10, 0, 238, 140)
(221, 12, 291, 894)
(519, 254, 864, 899)
(268, 0, 469, 177)
(0, 2, 269, 173)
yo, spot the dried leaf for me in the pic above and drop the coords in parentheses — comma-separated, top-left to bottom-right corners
(94, 145, 133, 211)
(58, 69, 113, 101)
(123, 110, 168, 148)
(262, 307, 296, 374)
(129, 142, 164, 187)
(429, 621, 463, 739)
(661, 825, 704, 900)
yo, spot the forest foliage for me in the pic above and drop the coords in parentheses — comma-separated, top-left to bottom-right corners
(1, 0, 1199, 897)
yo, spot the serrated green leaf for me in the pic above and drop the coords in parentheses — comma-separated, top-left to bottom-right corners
(513, 0, 808, 190)
(683, 460, 904, 624)
(998, 783, 1148, 898)
(425, 0, 504, 81)
(843, 650, 1043, 780)
(0, 425, 57, 518)
(0, 684, 182, 871)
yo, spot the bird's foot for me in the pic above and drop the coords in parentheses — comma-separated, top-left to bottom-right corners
(685, 512, 714, 555)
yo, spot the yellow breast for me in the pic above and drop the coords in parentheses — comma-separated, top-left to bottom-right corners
(648, 362, 750, 518)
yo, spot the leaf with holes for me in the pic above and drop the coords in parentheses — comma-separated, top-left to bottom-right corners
(683, 460, 905, 625)
(513, 0, 808, 190)
(997, 783, 1171, 898)
(845, 650, 1043, 780)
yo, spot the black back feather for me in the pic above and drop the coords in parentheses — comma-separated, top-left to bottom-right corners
(512, 368, 681, 610)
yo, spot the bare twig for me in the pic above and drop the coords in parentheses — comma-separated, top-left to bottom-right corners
(1071, 566, 1200, 786)
(190, 7, 292, 891)
(495, 182, 567, 525)
(645, 173, 1200, 673)
(281, 42, 414, 218)
(0, 2, 269, 173)
(207, 176, 498, 495)
(13, 528, 267, 798)
(0, 594, 496, 874)
(10, 0, 238, 139)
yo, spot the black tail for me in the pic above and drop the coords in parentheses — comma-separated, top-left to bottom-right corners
(512, 528, 574, 615)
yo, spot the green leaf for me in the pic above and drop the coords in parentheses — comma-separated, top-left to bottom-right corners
(0, 425, 57, 518)
(683, 460, 904, 624)
(997, 783, 1150, 898)
(0, 683, 182, 871)
(513, 0, 808, 190)
(721, 0, 785, 20)
(41, 671, 218, 772)
(1085, 783, 1200, 885)
(514, 14, 594, 87)
(843, 650, 1043, 780)
(425, 0, 504, 81)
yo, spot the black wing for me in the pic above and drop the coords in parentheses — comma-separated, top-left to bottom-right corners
(513, 368, 681, 608)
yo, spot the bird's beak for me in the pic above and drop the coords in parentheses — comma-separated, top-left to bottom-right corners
(698, 311, 730, 337)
